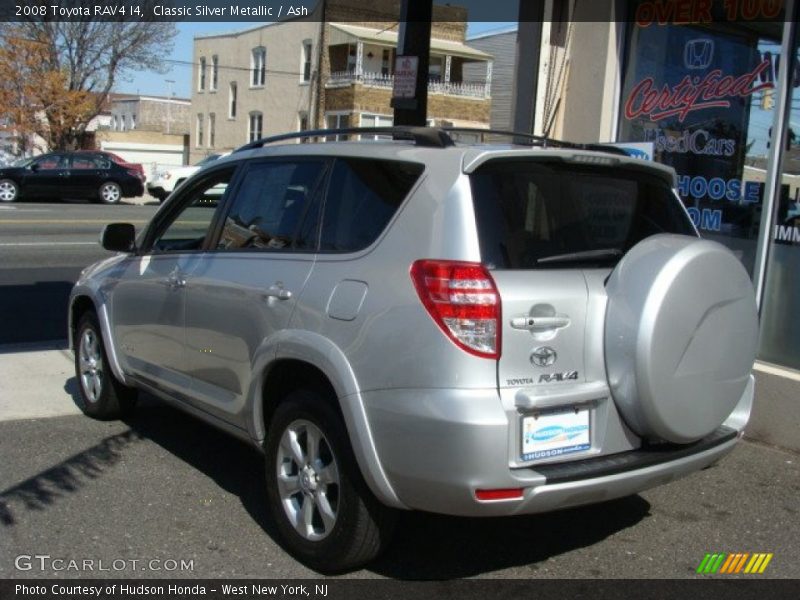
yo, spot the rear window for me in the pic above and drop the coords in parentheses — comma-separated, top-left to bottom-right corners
(470, 160, 696, 269)
(320, 158, 423, 253)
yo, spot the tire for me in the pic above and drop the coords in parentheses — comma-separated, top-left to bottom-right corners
(265, 389, 395, 573)
(74, 312, 137, 420)
(0, 179, 18, 202)
(98, 181, 122, 204)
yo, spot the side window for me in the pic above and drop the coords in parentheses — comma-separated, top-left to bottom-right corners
(33, 155, 65, 170)
(150, 168, 235, 253)
(218, 160, 326, 251)
(72, 156, 110, 170)
(320, 158, 424, 252)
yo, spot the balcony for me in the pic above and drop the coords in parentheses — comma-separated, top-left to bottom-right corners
(327, 70, 491, 99)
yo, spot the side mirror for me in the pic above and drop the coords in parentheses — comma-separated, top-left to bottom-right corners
(101, 223, 136, 252)
(29, 163, 39, 172)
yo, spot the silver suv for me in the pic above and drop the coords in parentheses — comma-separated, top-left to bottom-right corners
(69, 127, 758, 572)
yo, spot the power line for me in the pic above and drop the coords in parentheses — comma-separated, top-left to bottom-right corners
(164, 58, 303, 78)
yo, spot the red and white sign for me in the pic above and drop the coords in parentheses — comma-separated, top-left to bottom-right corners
(624, 58, 773, 122)
(392, 56, 418, 99)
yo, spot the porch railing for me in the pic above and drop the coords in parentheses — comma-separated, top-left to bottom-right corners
(327, 70, 490, 99)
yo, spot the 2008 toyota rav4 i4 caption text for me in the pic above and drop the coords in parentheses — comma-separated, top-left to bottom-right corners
(68, 127, 758, 573)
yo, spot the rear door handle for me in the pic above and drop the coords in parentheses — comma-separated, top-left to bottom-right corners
(511, 316, 570, 330)
(165, 272, 186, 289)
(264, 283, 292, 301)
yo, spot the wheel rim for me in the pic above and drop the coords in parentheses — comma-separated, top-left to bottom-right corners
(276, 419, 340, 542)
(101, 183, 120, 203)
(0, 181, 17, 202)
(78, 328, 104, 403)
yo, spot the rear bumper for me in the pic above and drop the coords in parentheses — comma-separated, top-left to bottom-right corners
(361, 376, 753, 516)
(146, 184, 168, 198)
(122, 181, 144, 197)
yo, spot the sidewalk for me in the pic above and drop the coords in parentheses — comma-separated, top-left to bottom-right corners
(0, 342, 82, 421)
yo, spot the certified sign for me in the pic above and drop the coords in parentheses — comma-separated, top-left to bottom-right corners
(392, 56, 418, 99)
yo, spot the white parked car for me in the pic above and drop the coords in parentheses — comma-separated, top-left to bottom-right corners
(147, 152, 230, 202)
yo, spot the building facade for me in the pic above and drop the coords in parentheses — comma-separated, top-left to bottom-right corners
(465, 26, 517, 130)
(190, 1, 493, 161)
(509, 0, 798, 373)
(110, 95, 191, 135)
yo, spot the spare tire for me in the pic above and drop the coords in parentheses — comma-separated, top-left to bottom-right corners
(605, 234, 758, 443)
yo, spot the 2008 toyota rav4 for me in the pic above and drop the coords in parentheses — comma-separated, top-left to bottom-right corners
(69, 127, 758, 572)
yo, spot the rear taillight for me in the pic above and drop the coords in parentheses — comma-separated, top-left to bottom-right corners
(410, 259, 501, 359)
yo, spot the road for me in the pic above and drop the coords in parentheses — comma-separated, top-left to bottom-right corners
(0, 199, 158, 345)
(0, 197, 798, 579)
(0, 400, 797, 579)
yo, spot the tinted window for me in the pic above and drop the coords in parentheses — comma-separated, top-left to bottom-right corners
(471, 160, 696, 269)
(218, 160, 326, 251)
(72, 155, 110, 169)
(151, 168, 233, 253)
(33, 155, 65, 170)
(320, 158, 423, 252)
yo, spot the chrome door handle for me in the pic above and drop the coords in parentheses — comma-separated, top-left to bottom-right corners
(165, 273, 186, 289)
(510, 316, 570, 330)
(264, 284, 292, 300)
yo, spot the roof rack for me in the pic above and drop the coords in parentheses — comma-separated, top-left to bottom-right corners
(233, 125, 629, 157)
(441, 127, 630, 156)
(234, 126, 454, 152)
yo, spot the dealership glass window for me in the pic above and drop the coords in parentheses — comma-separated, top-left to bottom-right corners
(619, 6, 784, 276)
(758, 37, 800, 371)
(618, 4, 798, 369)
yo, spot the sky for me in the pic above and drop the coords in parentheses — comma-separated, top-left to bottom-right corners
(116, 22, 515, 98)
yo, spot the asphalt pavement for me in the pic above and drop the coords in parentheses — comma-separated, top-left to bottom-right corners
(0, 398, 797, 579)
(0, 198, 158, 344)
(1, 196, 799, 579)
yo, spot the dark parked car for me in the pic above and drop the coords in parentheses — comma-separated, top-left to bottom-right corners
(0, 152, 144, 204)
(75, 150, 147, 183)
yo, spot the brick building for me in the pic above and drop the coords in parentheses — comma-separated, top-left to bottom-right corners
(190, 0, 492, 161)
(110, 95, 191, 135)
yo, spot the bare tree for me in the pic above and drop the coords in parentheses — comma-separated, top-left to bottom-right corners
(3, 4, 177, 150)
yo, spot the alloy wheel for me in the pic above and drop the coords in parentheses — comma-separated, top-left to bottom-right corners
(78, 328, 104, 403)
(0, 181, 17, 202)
(276, 419, 340, 542)
(100, 183, 121, 203)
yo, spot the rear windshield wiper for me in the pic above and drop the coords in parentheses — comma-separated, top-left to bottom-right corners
(536, 248, 623, 265)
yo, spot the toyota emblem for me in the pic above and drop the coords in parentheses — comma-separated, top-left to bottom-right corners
(530, 346, 557, 367)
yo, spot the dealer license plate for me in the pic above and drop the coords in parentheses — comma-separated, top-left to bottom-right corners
(521, 407, 591, 461)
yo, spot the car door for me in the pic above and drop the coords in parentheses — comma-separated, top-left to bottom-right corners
(69, 154, 108, 198)
(183, 158, 328, 426)
(110, 165, 239, 394)
(23, 154, 70, 197)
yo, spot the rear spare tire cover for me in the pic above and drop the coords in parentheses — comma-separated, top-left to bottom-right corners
(605, 234, 757, 443)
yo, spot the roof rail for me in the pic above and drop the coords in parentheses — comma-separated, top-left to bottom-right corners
(234, 126, 455, 152)
(441, 127, 630, 156)
(233, 125, 630, 158)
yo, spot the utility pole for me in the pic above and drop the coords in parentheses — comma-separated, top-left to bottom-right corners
(164, 79, 175, 134)
(391, 0, 433, 126)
